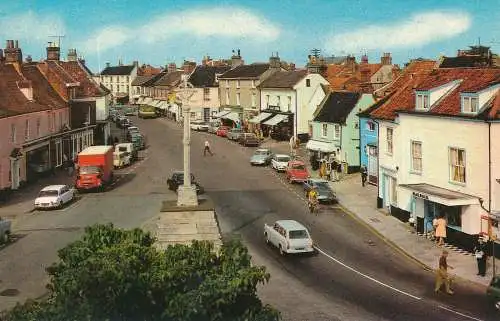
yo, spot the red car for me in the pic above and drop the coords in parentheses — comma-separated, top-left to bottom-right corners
(216, 126, 231, 137)
(285, 160, 310, 184)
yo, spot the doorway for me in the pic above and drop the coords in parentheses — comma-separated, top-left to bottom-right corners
(10, 158, 20, 190)
(367, 145, 378, 185)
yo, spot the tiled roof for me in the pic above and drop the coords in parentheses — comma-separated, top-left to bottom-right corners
(314, 91, 361, 124)
(22, 64, 67, 110)
(188, 65, 231, 87)
(219, 63, 270, 79)
(154, 71, 183, 87)
(58, 61, 106, 97)
(439, 56, 492, 68)
(131, 75, 155, 86)
(138, 64, 162, 76)
(101, 65, 135, 75)
(259, 70, 308, 88)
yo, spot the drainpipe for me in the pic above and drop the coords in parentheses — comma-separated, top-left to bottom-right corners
(294, 91, 298, 139)
(374, 118, 381, 208)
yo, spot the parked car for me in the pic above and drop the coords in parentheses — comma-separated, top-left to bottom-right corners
(239, 133, 260, 147)
(216, 126, 231, 137)
(115, 142, 137, 161)
(0, 217, 11, 244)
(227, 128, 244, 141)
(190, 121, 209, 131)
(250, 148, 274, 166)
(264, 220, 314, 255)
(126, 126, 140, 141)
(113, 151, 131, 168)
(285, 160, 310, 183)
(487, 275, 500, 311)
(208, 122, 220, 134)
(302, 178, 337, 204)
(167, 171, 204, 194)
(34, 185, 75, 210)
(271, 154, 291, 172)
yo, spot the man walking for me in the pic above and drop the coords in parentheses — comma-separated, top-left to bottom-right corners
(203, 140, 213, 156)
(474, 238, 487, 277)
(435, 250, 454, 294)
(360, 165, 368, 187)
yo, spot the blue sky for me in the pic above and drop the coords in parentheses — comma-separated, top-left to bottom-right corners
(0, 0, 498, 73)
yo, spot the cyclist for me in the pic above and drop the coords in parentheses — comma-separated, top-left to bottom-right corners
(307, 186, 319, 214)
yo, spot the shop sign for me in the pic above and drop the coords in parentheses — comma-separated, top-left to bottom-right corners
(268, 105, 281, 111)
(412, 191, 429, 200)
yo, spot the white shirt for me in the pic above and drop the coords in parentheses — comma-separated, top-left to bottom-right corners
(205, 141, 210, 147)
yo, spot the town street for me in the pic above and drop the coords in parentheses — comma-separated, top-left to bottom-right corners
(0, 116, 496, 320)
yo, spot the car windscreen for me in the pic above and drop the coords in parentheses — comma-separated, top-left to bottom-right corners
(118, 147, 127, 152)
(289, 229, 309, 239)
(38, 190, 59, 197)
(291, 164, 305, 170)
(314, 182, 330, 190)
(79, 166, 101, 175)
(255, 150, 269, 155)
(277, 156, 290, 162)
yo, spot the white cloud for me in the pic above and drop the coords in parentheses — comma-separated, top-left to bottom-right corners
(80, 26, 131, 52)
(81, 7, 280, 54)
(0, 10, 65, 42)
(325, 11, 471, 53)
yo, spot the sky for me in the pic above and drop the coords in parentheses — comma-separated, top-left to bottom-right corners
(0, 0, 498, 73)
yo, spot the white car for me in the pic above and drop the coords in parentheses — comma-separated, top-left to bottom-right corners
(264, 220, 314, 255)
(34, 185, 75, 210)
(190, 121, 209, 131)
(271, 154, 291, 172)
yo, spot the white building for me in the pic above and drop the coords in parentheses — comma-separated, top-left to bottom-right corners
(187, 65, 231, 121)
(254, 71, 328, 141)
(95, 61, 138, 104)
(371, 67, 500, 251)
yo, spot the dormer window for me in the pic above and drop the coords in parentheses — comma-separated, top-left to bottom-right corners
(461, 95, 479, 113)
(415, 92, 429, 110)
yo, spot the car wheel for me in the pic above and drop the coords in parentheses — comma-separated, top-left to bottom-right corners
(495, 301, 500, 310)
(265, 233, 269, 244)
(57, 200, 63, 209)
(279, 244, 286, 256)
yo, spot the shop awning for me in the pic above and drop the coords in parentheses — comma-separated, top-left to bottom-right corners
(249, 112, 272, 124)
(306, 139, 336, 153)
(399, 183, 480, 207)
(263, 114, 288, 126)
(221, 112, 240, 122)
(213, 110, 231, 118)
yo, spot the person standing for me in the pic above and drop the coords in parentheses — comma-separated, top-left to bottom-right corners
(203, 140, 213, 156)
(360, 165, 368, 187)
(474, 238, 487, 277)
(434, 250, 454, 294)
(434, 215, 447, 246)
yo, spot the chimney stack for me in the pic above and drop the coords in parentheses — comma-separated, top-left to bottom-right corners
(67, 49, 78, 62)
(118, 59, 123, 66)
(106, 62, 110, 68)
(167, 62, 177, 73)
(46, 42, 61, 61)
(133, 60, 139, 68)
(381, 53, 392, 65)
(25, 55, 32, 63)
(231, 49, 243, 67)
(182, 61, 196, 75)
(361, 54, 369, 64)
(0, 49, 4, 62)
(289, 63, 296, 71)
(4, 39, 23, 64)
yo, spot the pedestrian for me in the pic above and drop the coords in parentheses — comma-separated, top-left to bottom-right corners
(434, 214, 447, 246)
(434, 250, 454, 295)
(474, 238, 487, 277)
(360, 165, 368, 187)
(203, 140, 213, 156)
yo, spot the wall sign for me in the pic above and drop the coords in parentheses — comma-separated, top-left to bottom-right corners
(413, 191, 429, 200)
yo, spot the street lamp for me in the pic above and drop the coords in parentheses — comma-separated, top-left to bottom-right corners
(176, 78, 198, 207)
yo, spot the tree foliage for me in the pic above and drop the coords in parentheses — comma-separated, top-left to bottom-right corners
(2, 223, 280, 321)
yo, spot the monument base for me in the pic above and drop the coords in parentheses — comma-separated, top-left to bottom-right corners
(177, 185, 198, 207)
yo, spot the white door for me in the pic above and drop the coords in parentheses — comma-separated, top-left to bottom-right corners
(384, 175, 391, 208)
(10, 159, 20, 190)
(367, 146, 378, 185)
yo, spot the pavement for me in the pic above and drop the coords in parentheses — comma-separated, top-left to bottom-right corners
(260, 140, 499, 287)
(0, 118, 498, 320)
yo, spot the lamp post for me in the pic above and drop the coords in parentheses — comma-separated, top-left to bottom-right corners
(176, 78, 198, 207)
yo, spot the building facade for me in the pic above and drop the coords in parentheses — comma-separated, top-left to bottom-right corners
(96, 61, 138, 104)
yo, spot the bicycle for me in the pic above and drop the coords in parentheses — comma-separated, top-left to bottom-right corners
(308, 199, 319, 215)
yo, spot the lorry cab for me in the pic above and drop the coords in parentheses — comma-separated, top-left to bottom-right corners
(115, 143, 137, 161)
(76, 146, 114, 192)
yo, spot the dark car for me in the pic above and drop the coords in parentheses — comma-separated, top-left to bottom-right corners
(167, 171, 204, 194)
(303, 178, 337, 204)
(239, 133, 260, 147)
(487, 275, 500, 311)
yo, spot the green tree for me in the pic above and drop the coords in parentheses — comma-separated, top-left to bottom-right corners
(3, 223, 280, 321)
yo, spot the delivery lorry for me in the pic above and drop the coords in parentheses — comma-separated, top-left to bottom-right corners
(76, 146, 114, 191)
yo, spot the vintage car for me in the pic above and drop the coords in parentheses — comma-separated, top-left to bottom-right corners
(285, 160, 310, 183)
(216, 126, 231, 137)
(226, 128, 244, 141)
(113, 151, 131, 168)
(34, 185, 75, 210)
(250, 148, 273, 166)
(487, 275, 500, 311)
(271, 154, 291, 172)
(238, 133, 260, 147)
(302, 178, 337, 204)
(190, 121, 209, 132)
(0, 217, 11, 244)
(264, 220, 314, 255)
(167, 171, 204, 194)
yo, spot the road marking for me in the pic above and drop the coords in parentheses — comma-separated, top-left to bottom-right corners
(438, 305, 483, 321)
(314, 246, 422, 301)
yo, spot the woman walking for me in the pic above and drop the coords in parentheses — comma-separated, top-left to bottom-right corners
(434, 215, 447, 246)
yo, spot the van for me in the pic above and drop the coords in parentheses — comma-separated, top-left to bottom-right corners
(115, 143, 137, 161)
(113, 151, 131, 168)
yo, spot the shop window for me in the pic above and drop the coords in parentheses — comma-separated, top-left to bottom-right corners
(321, 123, 328, 137)
(386, 127, 393, 154)
(411, 141, 422, 173)
(449, 147, 466, 183)
(445, 206, 462, 229)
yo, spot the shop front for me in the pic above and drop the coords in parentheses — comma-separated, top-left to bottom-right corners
(23, 138, 51, 182)
(214, 109, 241, 128)
(400, 183, 481, 251)
(260, 108, 293, 141)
